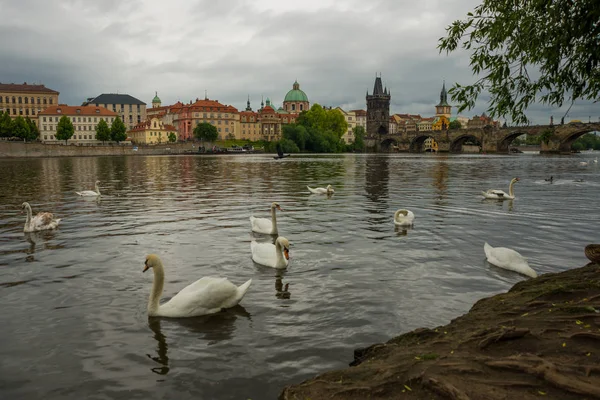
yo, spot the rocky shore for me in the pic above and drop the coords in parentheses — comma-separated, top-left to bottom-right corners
(280, 262, 600, 399)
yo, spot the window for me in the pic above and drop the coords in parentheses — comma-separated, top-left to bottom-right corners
(225, 128, 229, 132)
(4, 96, 8, 102)
(44, 136, 47, 140)
(24, 97, 28, 104)
(12, 97, 15, 104)
(218, 128, 221, 132)
(18, 97, 22, 104)
(37, 97, 40, 104)
(129, 105, 132, 112)
(218, 120, 221, 125)
(137, 104, 140, 111)
(292, 104, 295, 111)
(25, 109, 29, 115)
(137, 115, 141, 123)
(49, 98, 53, 104)
(19, 109, 23, 115)
(43, 125, 47, 130)
(43, 117, 46, 122)
(300, 104, 304, 111)
(43, 98, 47, 105)
(94, 117, 97, 122)
(31, 97, 34, 104)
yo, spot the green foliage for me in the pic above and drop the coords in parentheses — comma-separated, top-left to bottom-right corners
(283, 104, 348, 153)
(193, 122, 218, 142)
(0, 111, 11, 138)
(56, 115, 74, 144)
(352, 125, 365, 151)
(168, 132, 177, 143)
(110, 116, 127, 143)
(11, 116, 30, 141)
(438, 0, 600, 125)
(278, 138, 300, 153)
(95, 119, 111, 144)
(572, 133, 600, 151)
(24, 117, 39, 141)
(449, 120, 462, 130)
(539, 128, 554, 145)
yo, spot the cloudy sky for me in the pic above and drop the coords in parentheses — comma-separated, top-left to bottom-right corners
(1, 0, 596, 124)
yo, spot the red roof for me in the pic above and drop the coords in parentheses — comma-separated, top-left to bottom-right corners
(39, 105, 117, 116)
(0, 82, 59, 94)
(351, 109, 367, 116)
(128, 119, 176, 132)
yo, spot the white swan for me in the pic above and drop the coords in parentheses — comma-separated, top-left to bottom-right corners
(484, 242, 537, 278)
(251, 236, 290, 269)
(143, 254, 252, 318)
(593, 157, 598, 164)
(307, 184, 334, 195)
(579, 161, 589, 167)
(250, 202, 282, 235)
(21, 202, 61, 232)
(76, 180, 101, 197)
(394, 209, 415, 226)
(482, 177, 519, 200)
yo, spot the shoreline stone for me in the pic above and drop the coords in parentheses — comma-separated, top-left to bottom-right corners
(280, 262, 600, 400)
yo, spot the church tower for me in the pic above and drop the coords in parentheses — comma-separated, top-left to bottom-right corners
(435, 81, 451, 118)
(152, 91, 161, 108)
(366, 74, 391, 136)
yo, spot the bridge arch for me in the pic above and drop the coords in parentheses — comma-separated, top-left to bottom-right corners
(380, 137, 398, 152)
(558, 128, 597, 152)
(498, 131, 530, 152)
(450, 134, 482, 153)
(409, 135, 435, 152)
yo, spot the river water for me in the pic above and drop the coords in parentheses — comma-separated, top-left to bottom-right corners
(0, 153, 598, 399)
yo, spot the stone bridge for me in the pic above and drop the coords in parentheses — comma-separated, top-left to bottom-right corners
(365, 122, 600, 153)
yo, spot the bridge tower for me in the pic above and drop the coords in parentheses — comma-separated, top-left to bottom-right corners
(366, 74, 391, 137)
(435, 81, 451, 118)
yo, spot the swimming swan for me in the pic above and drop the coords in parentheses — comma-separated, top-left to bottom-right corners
(76, 180, 101, 197)
(250, 202, 282, 234)
(394, 209, 415, 226)
(251, 236, 290, 269)
(21, 202, 61, 232)
(143, 254, 252, 317)
(482, 177, 519, 200)
(307, 185, 334, 195)
(484, 242, 537, 278)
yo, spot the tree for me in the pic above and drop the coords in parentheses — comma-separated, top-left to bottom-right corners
(11, 116, 31, 141)
(55, 115, 74, 144)
(449, 120, 462, 130)
(110, 116, 127, 143)
(193, 122, 218, 143)
(352, 125, 365, 151)
(168, 132, 177, 143)
(438, 0, 600, 124)
(24, 117, 39, 141)
(95, 119, 111, 144)
(0, 111, 13, 138)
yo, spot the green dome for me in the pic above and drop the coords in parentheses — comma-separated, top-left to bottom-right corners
(152, 91, 161, 103)
(284, 80, 308, 103)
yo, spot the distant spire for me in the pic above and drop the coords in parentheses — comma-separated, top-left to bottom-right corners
(204, 89, 208, 100)
(246, 95, 252, 111)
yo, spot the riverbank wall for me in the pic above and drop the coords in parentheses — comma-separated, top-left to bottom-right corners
(280, 261, 600, 399)
(0, 141, 202, 158)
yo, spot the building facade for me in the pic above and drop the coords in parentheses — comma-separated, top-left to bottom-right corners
(283, 81, 309, 113)
(435, 81, 452, 118)
(171, 98, 239, 141)
(366, 75, 391, 136)
(128, 117, 177, 144)
(0, 82, 59, 123)
(82, 93, 146, 130)
(38, 105, 118, 144)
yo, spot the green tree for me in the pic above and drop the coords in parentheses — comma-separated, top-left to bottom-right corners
(11, 116, 31, 141)
(438, 0, 600, 124)
(352, 125, 365, 151)
(193, 122, 218, 143)
(168, 132, 177, 143)
(24, 117, 39, 141)
(56, 115, 74, 144)
(0, 111, 13, 138)
(110, 116, 127, 143)
(278, 138, 300, 153)
(282, 124, 309, 151)
(95, 119, 111, 144)
(449, 120, 462, 130)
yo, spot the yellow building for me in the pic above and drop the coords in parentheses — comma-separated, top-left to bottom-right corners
(38, 104, 118, 144)
(0, 82, 59, 124)
(424, 137, 438, 152)
(432, 115, 450, 130)
(128, 117, 177, 144)
(335, 107, 358, 144)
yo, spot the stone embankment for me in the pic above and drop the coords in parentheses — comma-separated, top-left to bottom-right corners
(0, 141, 200, 158)
(280, 262, 600, 400)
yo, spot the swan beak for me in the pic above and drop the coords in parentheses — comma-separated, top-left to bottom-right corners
(143, 261, 149, 272)
(283, 248, 290, 260)
(277, 205, 283, 211)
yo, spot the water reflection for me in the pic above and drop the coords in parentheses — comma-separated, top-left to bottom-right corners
(364, 155, 390, 203)
(275, 274, 291, 300)
(394, 225, 413, 237)
(147, 318, 170, 375)
(431, 158, 449, 205)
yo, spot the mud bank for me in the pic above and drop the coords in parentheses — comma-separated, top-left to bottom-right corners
(280, 262, 600, 399)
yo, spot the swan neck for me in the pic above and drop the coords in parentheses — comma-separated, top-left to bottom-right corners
(275, 239, 284, 266)
(24, 205, 32, 229)
(509, 180, 515, 197)
(148, 262, 165, 314)
(95, 183, 100, 195)
(271, 206, 277, 230)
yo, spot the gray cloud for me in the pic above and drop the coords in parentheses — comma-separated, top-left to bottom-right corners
(0, 0, 596, 124)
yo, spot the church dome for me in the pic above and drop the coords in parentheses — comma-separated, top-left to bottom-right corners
(284, 80, 308, 103)
(152, 91, 161, 103)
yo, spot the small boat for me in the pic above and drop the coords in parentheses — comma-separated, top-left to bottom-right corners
(274, 143, 290, 160)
